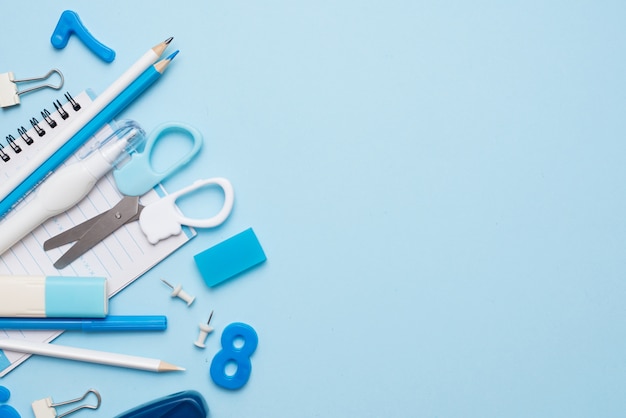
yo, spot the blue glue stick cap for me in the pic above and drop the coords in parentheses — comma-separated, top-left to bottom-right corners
(46, 276, 108, 317)
(194, 228, 266, 287)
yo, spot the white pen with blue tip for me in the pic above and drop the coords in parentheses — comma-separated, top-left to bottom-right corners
(0, 121, 145, 256)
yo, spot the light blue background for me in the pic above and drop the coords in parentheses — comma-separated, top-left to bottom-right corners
(1, 1, 626, 417)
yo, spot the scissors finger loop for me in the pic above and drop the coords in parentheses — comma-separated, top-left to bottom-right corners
(113, 122, 204, 196)
(138, 177, 234, 244)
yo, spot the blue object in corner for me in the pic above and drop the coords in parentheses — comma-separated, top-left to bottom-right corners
(113, 390, 208, 418)
(51, 10, 116, 62)
(194, 228, 267, 287)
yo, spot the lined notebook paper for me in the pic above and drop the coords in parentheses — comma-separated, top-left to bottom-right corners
(0, 93, 195, 377)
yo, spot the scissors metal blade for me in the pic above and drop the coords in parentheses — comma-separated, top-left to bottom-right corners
(47, 196, 144, 269)
(44, 210, 112, 251)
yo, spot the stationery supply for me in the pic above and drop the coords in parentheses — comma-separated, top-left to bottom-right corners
(194, 228, 266, 287)
(0, 275, 107, 318)
(32, 389, 100, 418)
(193, 311, 214, 348)
(1, 13, 258, 408)
(44, 177, 234, 269)
(0, 69, 64, 108)
(0, 167, 195, 376)
(51, 10, 116, 62)
(210, 322, 258, 390)
(0, 91, 87, 170)
(0, 37, 174, 217)
(161, 279, 196, 306)
(113, 390, 208, 418)
(0, 385, 20, 418)
(0, 316, 167, 332)
(0, 339, 185, 373)
(0, 121, 146, 255)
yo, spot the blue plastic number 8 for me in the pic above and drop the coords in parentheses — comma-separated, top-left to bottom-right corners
(210, 322, 258, 390)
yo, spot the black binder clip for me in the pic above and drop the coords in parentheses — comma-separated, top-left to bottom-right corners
(31, 389, 101, 418)
(0, 69, 64, 108)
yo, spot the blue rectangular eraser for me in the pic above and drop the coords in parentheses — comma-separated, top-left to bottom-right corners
(194, 228, 266, 287)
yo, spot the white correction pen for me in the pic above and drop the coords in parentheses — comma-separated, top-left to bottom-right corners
(0, 121, 145, 256)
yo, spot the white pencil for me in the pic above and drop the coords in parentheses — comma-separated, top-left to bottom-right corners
(0, 37, 173, 203)
(0, 338, 184, 373)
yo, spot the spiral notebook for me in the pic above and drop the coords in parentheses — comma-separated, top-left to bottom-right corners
(0, 92, 196, 377)
(0, 92, 84, 178)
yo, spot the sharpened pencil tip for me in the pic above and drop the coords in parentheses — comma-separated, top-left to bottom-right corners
(153, 37, 174, 56)
(154, 49, 179, 73)
(159, 361, 185, 372)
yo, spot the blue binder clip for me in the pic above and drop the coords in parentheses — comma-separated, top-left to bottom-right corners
(113, 391, 208, 418)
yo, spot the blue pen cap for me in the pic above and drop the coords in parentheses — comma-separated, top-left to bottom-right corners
(77, 119, 146, 167)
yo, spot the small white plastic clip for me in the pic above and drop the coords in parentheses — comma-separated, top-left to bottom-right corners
(0, 69, 64, 108)
(161, 279, 195, 306)
(32, 389, 101, 418)
(194, 310, 215, 348)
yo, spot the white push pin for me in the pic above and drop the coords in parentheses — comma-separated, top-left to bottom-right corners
(161, 279, 195, 306)
(194, 310, 215, 348)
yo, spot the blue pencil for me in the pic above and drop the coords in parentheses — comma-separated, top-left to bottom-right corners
(0, 51, 179, 218)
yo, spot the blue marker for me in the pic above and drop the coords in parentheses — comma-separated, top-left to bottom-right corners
(0, 315, 167, 332)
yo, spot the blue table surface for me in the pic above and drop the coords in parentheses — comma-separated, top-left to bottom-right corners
(2, 1, 626, 417)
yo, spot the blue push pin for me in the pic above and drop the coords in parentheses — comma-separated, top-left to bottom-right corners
(0, 386, 21, 418)
(51, 10, 116, 63)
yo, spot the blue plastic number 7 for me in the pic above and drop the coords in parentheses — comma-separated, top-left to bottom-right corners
(51, 10, 116, 63)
